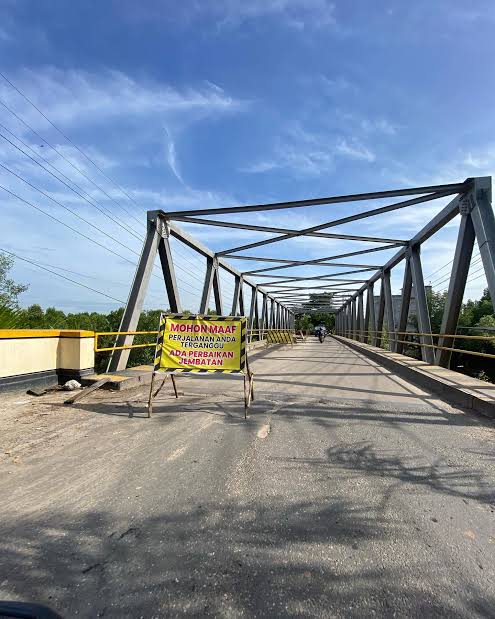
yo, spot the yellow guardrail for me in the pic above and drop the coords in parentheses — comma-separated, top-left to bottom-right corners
(95, 328, 297, 353)
(94, 331, 158, 353)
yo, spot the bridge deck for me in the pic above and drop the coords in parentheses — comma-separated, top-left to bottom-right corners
(0, 338, 494, 617)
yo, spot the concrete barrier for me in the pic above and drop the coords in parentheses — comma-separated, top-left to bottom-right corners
(0, 329, 95, 392)
(333, 335, 495, 420)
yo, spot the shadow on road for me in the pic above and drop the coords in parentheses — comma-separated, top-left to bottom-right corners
(1, 498, 493, 618)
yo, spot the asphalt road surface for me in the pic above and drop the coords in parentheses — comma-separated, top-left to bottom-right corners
(0, 337, 494, 618)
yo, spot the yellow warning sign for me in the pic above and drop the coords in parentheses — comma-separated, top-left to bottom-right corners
(154, 314, 246, 374)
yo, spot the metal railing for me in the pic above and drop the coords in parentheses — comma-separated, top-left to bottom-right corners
(96, 328, 296, 354)
(337, 330, 495, 361)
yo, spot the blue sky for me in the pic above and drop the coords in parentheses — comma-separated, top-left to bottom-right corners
(0, 0, 494, 313)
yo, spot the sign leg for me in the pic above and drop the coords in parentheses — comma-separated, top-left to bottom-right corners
(171, 374, 179, 398)
(147, 372, 156, 418)
(243, 375, 248, 420)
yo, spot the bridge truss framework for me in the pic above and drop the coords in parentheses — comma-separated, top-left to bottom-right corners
(109, 176, 494, 373)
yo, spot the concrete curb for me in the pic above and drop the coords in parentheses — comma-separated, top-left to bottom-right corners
(332, 335, 495, 420)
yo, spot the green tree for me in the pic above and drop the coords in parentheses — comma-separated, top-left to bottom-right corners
(295, 314, 314, 333)
(0, 253, 28, 307)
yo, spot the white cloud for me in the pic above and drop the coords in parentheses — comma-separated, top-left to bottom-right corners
(335, 138, 375, 162)
(0, 67, 244, 133)
(241, 123, 376, 176)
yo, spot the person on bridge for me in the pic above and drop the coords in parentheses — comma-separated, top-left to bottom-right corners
(314, 324, 327, 342)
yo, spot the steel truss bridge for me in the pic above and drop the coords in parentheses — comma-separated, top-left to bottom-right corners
(109, 176, 494, 374)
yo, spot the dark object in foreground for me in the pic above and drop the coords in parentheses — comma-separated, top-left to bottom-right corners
(0, 601, 63, 618)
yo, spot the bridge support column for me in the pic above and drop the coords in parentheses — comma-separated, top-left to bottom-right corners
(357, 292, 364, 342)
(108, 214, 164, 372)
(436, 211, 475, 367)
(231, 275, 244, 315)
(260, 293, 268, 339)
(212, 261, 223, 315)
(396, 256, 412, 355)
(351, 298, 357, 340)
(470, 177, 495, 300)
(375, 279, 385, 348)
(382, 269, 396, 352)
(367, 283, 376, 345)
(248, 285, 258, 342)
(199, 257, 214, 314)
(410, 246, 434, 363)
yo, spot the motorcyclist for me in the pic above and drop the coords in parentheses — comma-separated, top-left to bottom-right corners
(315, 324, 327, 342)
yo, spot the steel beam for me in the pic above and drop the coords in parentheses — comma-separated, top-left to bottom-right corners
(436, 212, 476, 367)
(227, 255, 382, 269)
(212, 264, 223, 315)
(367, 283, 376, 345)
(108, 215, 162, 372)
(158, 236, 181, 313)
(199, 257, 215, 314)
(396, 257, 412, 355)
(165, 182, 467, 218)
(383, 269, 396, 352)
(260, 293, 268, 338)
(218, 191, 456, 256)
(248, 285, 257, 335)
(238, 280, 245, 315)
(231, 275, 241, 315)
(350, 298, 356, 339)
(335, 191, 464, 312)
(257, 270, 377, 285)
(172, 215, 406, 245)
(357, 292, 364, 342)
(242, 244, 403, 277)
(409, 246, 434, 363)
(470, 177, 495, 301)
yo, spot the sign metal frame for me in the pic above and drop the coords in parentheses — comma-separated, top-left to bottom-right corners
(147, 313, 254, 418)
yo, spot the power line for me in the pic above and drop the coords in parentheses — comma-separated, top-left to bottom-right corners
(1, 246, 126, 304)
(0, 95, 145, 229)
(1, 249, 166, 304)
(428, 252, 481, 287)
(0, 116, 206, 294)
(0, 125, 141, 240)
(0, 183, 140, 267)
(0, 71, 146, 227)
(1, 182, 205, 303)
(0, 160, 145, 255)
